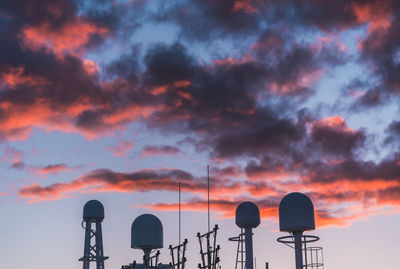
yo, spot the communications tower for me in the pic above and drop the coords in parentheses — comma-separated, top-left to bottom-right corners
(79, 200, 108, 269)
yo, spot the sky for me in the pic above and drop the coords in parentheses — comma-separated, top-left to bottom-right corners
(0, 0, 400, 268)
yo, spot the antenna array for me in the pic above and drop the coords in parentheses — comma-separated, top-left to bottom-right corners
(196, 225, 221, 269)
(78, 190, 325, 269)
(169, 239, 188, 269)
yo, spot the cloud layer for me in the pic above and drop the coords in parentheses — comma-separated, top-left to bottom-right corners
(1, 0, 400, 228)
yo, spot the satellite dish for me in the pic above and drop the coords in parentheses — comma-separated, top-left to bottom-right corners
(83, 200, 105, 221)
(279, 192, 315, 233)
(235, 201, 260, 229)
(131, 214, 163, 250)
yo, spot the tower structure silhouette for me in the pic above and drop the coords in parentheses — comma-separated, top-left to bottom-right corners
(79, 200, 109, 269)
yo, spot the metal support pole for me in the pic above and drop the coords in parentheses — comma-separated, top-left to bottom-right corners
(144, 249, 151, 266)
(95, 222, 105, 269)
(294, 232, 303, 269)
(244, 228, 254, 269)
(207, 234, 211, 269)
(82, 220, 92, 269)
(207, 165, 210, 234)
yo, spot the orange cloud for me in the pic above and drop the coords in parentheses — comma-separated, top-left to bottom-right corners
(35, 164, 71, 175)
(312, 115, 355, 133)
(353, 1, 393, 33)
(1, 66, 48, 88)
(20, 19, 108, 56)
(0, 75, 165, 141)
(82, 59, 100, 76)
(231, 0, 258, 14)
(269, 68, 325, 96)
(0, 100, 93, 141)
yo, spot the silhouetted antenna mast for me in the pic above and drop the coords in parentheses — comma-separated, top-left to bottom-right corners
(179, 182, 181, 245)
(196, 166, 220, 269)
(79, 200, 109, 269)
(207, 164, 210, 233)
(168, 182, 189, 269)
(170, 238, 188, 269)
(197, 225, 220, 269)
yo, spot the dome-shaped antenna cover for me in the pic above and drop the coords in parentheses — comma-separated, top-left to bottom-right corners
(83, 200, 105, 221)
(131, 214, 163, 249)
(235, 201, 260, 228)
(279, 192, 315, 233)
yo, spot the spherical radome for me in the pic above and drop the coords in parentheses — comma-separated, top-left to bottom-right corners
(83, 200, 105, 221)
(279, 192, 315, 233)
(131, 214, 163, 249)
(235, 201, 260, 229)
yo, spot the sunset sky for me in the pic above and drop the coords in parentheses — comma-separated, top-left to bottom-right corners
(1, 0, 400, 268)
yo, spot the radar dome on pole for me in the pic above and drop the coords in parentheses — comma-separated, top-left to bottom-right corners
(80, 200, 108, 269)
(131, 214, 163, 250)
(83, 200, 105, 222)
(235, 201, 260, 229)
(234, 201, 260, 269)
(279, 192, 315, 233)
(278, 192, 319, 269)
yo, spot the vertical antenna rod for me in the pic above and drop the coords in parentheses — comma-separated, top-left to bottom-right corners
(179, 182, 181, 245)
(207, 164, 210, 233)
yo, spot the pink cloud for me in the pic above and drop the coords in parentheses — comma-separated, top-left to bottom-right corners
(107, 140, 134, 157)
(140, 145, 183, 157)
(2, 146, 24, 164)
(20, 19, 108, 56)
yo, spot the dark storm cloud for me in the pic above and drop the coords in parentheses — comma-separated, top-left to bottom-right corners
(388, 121, 400, 136)
(160, 0, 263, 41)
(144, 43, 197, 86)
(138, 41, 347, 159)
(1, 0, 120, 33)
(242, 152, 400, 190)
(358, 88, 386, 107)
(285, 0, 359, 31)
(342, 79, 389, 109)
(310, 117, 366, 157)
(384, 121, 400, 145)
(0, 1, 153, 139)
(305, 156, 400, 183)
(211, 115, 304, 158)
(159, 0, 390, 43)
(358, 2, 400, 95)
(141, 43, 290, 158)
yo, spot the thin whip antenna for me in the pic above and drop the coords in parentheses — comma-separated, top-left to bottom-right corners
(179, 182, 181, 245)
(207, 164, 210, 233)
